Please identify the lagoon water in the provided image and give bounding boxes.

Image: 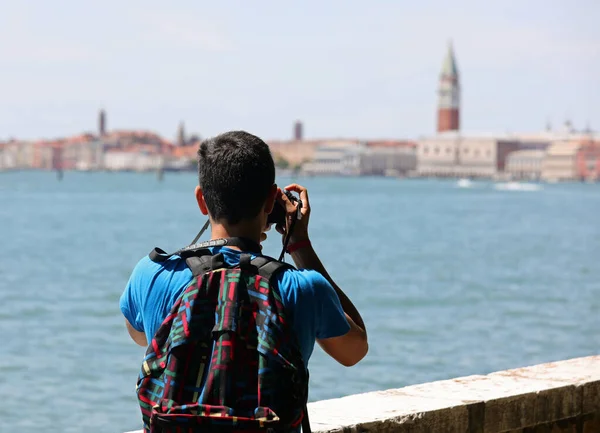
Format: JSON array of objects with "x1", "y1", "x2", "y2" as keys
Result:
[{"x1": 1, "y1": 171, "x2": 599, "y2": 433}]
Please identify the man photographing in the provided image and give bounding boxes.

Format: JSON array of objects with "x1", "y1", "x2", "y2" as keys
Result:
[{"x1": 120, "y1": 130, "x2": 368, "y2": 432}]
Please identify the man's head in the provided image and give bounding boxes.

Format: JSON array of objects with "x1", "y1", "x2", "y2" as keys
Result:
[{"x1": 195, "y1": 131, "x2": 277, "y2": 228}]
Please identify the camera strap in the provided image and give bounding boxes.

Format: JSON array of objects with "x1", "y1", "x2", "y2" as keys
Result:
[
  {"x1": 190, "y1": 219, "x2": 210, "y2": 245},
  {"x1": 149, "y1": 236, "x2": 262, "y2": 263},
  {"x1": 278, "y1": 198, "x2": 302, "y2": 262}
]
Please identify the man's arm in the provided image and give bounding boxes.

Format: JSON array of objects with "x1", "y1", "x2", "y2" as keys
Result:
[
  {"x1": 120, "y1": 260, "x2": 149, "y2": 347},
  {"x1": 277, "y1": 184, "x2": 368, "y2": 367},
  {"x1": 290, "y1": 244, "x2": 368, "y2": 366},
  {"x1": 125, "y1": 318, "x2": 148, "y2": 347}
]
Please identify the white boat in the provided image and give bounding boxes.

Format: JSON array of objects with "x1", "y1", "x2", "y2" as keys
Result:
[
  {"x1": 494, "y1": 181, "x2": 541, "y2": 192},
  {"x1": 457, "y1": 178, "x2": 473, "y2": 188}
]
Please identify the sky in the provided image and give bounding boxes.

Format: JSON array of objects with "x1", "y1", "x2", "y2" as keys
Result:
[{"x1": 0, "y1": 0, "x2": 598, "y2": 142}]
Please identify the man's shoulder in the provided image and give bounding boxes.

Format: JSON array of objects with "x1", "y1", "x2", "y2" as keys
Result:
[
  {"x1": 122, "y1": 254, "x2": 195, "y2": 337},
  {"x1": 274, "y1": 265, "x2": 332, "y2": 302},
  {"x1": 128, "y1": 254, "x2": 193, "y2": 292},
  {"x1": 273, "y1": 264, "x2": 350, "y2": 344},
  {"x1": 134, "y1": 253, "x2": 191, "y2": 272},
  {"x1": 278, "y1": 266, "x2": 328, "y2": 286}
]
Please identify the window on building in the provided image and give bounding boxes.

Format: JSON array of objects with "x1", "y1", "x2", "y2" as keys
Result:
[
  {"x1": 474, "y1": 150, "x2": 480, "y2": 157},
  {"x1": 423, "y1": 147, "x2": 429, "y2": 154},
  {"x1": 434, "y1": 147, "x2": 439, "y2": 154},
  {"x1": 464, "y1": 148, "x2": 469, "y2": 154}
]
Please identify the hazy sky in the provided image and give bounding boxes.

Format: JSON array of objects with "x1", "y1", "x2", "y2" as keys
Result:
[{"x1": 1, "y1": 1, "x2": 598, "y2": 142}]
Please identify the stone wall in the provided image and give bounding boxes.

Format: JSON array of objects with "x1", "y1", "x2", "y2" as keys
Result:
[{"x1": 125, "y1": 355, "x2": 599, "y2": 433}]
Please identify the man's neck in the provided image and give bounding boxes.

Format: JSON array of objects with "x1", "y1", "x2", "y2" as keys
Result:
[{"x1": 210, "y1": 220, "x2": 262, "y2": 250}]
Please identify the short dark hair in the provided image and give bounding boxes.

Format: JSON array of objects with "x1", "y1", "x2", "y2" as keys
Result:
[{"x1": 197, "y1": 131, "x2": 275, "y2": 225}]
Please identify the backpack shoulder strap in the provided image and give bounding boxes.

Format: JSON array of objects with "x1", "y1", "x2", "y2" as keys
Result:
[
  {"x1": 250, "y1": 255, "x2": 295, "y2": 281},
  {"x1": 148, "y1": 243, "x2": 216, "y2": 263},
  {"x1": 185, "y1": 253, "x2": 227, "y2": 277},
  {"x1": 148, "y1": 247, "x2": 172, "y2": 262}
]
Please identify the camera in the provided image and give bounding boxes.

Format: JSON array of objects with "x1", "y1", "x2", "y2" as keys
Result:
[{"x1": 267, "y1": 190, "x2": 299, "y2": 226}]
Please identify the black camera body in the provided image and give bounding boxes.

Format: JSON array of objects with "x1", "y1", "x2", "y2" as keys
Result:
[{"x1": 267, "y1": 190, "x2": 299, "y2": 226}]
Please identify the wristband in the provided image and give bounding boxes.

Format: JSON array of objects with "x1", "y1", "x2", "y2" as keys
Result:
[{"x1": 286, "y1": 239, "x2": 311, "y2": 254}]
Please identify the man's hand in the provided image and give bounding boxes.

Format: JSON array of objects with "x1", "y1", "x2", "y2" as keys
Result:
[{"x1": 275, "y1": 183, "x2": 311, "y2": 244}]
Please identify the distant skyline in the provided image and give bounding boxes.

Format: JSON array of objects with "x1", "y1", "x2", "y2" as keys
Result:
[{"x1": 0, "y1": 0, "x2": 598, "y2": 141}]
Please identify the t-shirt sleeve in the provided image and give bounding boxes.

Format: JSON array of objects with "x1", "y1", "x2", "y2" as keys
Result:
[
  {"x1": 309, "y1": 272, "x2": 351, "y2": 340},
  {"x1": 119, "y1": 259, "x2": 146, "y2": 333}
]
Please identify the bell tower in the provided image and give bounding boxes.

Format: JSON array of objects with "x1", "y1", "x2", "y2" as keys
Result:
[
  {"x1": 98, "y1": 109, "x2": 107, "y2": 137},
  {"x1": 437, "y1": 41, "x2": 460, "y2": 133},
  {"x1": 177, "y1": 121, "x2": 186, "y2": 146}
]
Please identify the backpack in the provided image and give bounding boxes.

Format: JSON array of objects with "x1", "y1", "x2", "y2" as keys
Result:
[{"x1": 136, "y1": 238, "x2": 310, "y2": 433}]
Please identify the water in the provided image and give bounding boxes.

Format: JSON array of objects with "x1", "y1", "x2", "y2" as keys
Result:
[{"x1": 1, "y1": 172, "x2": 599, "y2": 433}]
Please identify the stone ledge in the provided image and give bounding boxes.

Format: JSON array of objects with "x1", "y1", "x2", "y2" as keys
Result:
[{"x1": 124, "y1": 355, "x2": 600, "y2": 433}]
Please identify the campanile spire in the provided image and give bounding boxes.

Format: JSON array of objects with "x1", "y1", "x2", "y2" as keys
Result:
[{"x1": 437, "y1": 41, "x2": 460, "y2": 132}]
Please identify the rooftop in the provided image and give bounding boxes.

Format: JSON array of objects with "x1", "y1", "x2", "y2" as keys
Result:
[
  {"x1": 419, "y1": 129, "x2": 598, "y2": 143},
  {"x1": 441, "y1": 41, "x2": 458, "y2": 77}
]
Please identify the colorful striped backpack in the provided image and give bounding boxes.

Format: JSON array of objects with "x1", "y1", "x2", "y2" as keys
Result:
[{"x1": 136, "y1": 238, "x2": 310, "y2": 433}]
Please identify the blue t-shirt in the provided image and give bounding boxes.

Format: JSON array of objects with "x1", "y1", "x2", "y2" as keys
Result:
[{"x1": 119, "y1": 247, "x2": 350, "y2": 366}]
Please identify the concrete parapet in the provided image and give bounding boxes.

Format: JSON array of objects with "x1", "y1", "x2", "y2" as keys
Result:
[{"x1": 124, "y1": 355, "x2": 599, "y2": 433}]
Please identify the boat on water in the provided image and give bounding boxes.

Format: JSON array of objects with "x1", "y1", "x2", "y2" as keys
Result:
[
  {"x1": 494, "y1": 181, "x2": 541, "y2": 192},
  {"x1": 456, "y1": 178, "x2": 473, "y2": 188}
]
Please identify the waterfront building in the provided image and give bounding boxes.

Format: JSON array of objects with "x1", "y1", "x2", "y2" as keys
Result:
[
  {"x1": 58, "y1": 135, "x2": 103, "y2": 170},
  {"x1": 0, "y1": 142, "x2": 5, "y2": 169},
  {"x1": 168, "y1": 142, "x2": 199, "y2": 171},
  {"x1": 267, "y1": 139, "x2": 353, "y2": 168},
  {"x1": 31, "y1": 142, "x2": 52, "y2": 169},
  {"x1": 359, "y1": 141, "x2": 417, "y2": 176},
  {"x1": 575, "y1": 140, "x2": 600, "y2": 181},
  {"x1": 73, "y1": 140, "x2": 105, "y2": 171},
  {"x1": 103, "y1": 130, "x2": 169, "y2": 151},
  {"x1": 0, "y1": 140, "x2": 36, "y2": 170},
  {"x1": 301, "y1": 140, "x2": 417, "y2": 176},
  {"x1": 18, "y1": 141, "x2": 36, "y2": 168},
  {"x1": 417, "y1": 133, "x2": 520, "y2": 178},
  {"x1": 104, "y1": 148, "x2": 164, "y2": 172},
  {"x1": 540, "y1": 140, "x2": 581, "y2": 181},
  {"x1": 0, "y1": 142, "x2": 15, "y2": 170},
  {"x1": 302, "y1": 141, "x2": 366, "y2": 175},
  {"x1": 505, "y1": 149, "x2": 545, "y2": 180}
]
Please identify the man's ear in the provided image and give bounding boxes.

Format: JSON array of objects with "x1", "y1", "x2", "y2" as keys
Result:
[
  {"x1": 195, "y1": 186, "x2": 209, "y2": 215},
  {"x1": 264, "y1": 184, "x2": 278, "y2": 214}
]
